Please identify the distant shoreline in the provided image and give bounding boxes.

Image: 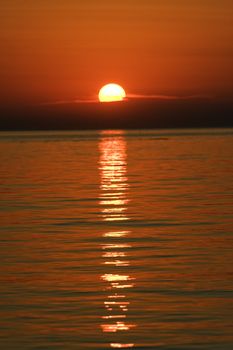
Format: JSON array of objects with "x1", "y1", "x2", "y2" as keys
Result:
[{"x1": 0, "y1": 99, "x2": 232, "y2": 130}]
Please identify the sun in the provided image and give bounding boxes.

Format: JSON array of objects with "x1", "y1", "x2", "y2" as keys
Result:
[{"x1": 98, "y1": 83, "x2": 126, "y2": 103}]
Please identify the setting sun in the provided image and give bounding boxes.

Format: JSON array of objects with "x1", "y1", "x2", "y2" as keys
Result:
[{"x1": 98, "y1": 84, "x2": 126, "y2": 103}]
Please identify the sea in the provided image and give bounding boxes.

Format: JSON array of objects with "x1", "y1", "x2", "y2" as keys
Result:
[{"x1": 0, "y1": 129, "x2": 232, "y2": 350}]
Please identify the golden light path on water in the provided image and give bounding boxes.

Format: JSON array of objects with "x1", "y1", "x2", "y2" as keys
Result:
[{"x1": 98, "y1": 131, "x2": 135, "y2": 349}]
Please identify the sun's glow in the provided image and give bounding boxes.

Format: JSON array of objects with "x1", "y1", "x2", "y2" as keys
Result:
[{"x1": 99, "y1": 84, "x2": 126, "y2": 102}]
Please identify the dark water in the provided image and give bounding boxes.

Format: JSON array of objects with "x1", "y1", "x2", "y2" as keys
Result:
[{"x1": 0, "y1": 129, "x2": 232, "y2": 350}]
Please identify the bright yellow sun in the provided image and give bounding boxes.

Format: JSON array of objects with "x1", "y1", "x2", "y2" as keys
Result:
[{"x1": 98, "y1": 83, "x2": 126, "y2": 102}]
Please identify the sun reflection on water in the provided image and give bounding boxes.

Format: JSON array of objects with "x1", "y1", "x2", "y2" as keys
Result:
[
  {"x1": 110, "y1": 344, "x2": 135, "y2": 348},
  {"x1": 99, "y1": 131, "x2": 135, "y2": 348}
]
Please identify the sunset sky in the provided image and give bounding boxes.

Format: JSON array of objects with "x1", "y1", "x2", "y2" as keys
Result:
[{"x1": 1, "y1": 0, "x2": 233, "y2": 104}]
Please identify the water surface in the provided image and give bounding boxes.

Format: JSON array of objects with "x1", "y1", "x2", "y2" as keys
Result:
[{"x1": 0, "y1": 129, "x2": 232, "y2": 349}]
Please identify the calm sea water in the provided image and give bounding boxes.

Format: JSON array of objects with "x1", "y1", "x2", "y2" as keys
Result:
[{"x1": 0, "y1": 129, "x2": 232, "y2": 350}]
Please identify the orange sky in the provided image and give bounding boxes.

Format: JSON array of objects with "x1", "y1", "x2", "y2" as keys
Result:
[{"x1": 1, "y1": 0, "x2": 233, "y2": 104}]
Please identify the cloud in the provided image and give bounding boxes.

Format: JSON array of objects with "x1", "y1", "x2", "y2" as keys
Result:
[
  {"x1": 127, "y1": 93, "x2": 212, "y2": 100},
  {"x1": 39, "y1": 93, "x2": 212, "y2": 106},
  {"x1": 39, "y1": 98, "x2": 98, "y2": 106}
]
